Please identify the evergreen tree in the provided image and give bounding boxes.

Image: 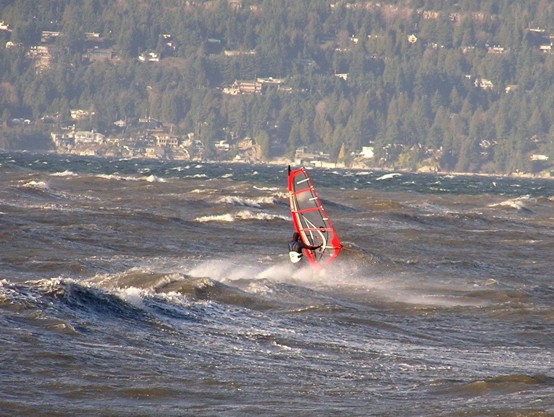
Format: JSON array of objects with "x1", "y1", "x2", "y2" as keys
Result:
[{"x1": 0, "y1": 0, "x2": 553, "y2": 173}]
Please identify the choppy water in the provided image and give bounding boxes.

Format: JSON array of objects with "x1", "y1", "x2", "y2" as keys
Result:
[{"x1": 1, "y1": 152, "x2": 553, "y2": 416}]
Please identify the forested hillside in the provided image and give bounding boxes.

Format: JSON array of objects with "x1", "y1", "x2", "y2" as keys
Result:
[{"x1": 1, "y1": 0, "x2": 553, "y2": 174}]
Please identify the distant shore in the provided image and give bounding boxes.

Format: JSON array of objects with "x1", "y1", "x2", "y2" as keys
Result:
[
  {"x1": 3, "y1": 149, "x2": 553, "y2": 181},
  {"x1": 265, "y1": 157, "x2": 554, "y2": 181}
]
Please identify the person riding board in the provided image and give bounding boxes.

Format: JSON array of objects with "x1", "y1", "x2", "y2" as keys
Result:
[{"x1": 288, "y1": 232, "x2": 321, "y2": 263}]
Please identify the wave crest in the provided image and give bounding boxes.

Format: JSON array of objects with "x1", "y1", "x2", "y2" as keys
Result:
[
  {"x1": 195, "y1": 210, "x2": 288, "y2": 222},
  {"x1": 216, "y1": 195, "x2": 279, "y2": 207}
]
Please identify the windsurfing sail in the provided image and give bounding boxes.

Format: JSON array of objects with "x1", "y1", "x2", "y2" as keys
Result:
[{"x1": 288, "y1": 165, "x2": 342, "y2": 267}]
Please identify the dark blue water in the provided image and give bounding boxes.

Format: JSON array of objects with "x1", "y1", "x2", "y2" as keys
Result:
[{"x1": 1, "y1": 152, "x2": 553, "y2": 416}]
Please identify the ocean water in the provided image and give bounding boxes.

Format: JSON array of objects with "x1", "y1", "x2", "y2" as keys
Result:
[{"x1": 1, "y1": 152, "x2": 553, "y2": 416}]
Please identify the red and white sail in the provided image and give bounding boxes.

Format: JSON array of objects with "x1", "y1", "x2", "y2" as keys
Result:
[{"x1": 288, "y1": 166, "x2": 342, "y2": 267}]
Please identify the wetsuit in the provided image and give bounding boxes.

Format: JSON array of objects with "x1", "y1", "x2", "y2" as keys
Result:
[{"x1": 288, "y1": 232, "x2": 320, "y2": 263}]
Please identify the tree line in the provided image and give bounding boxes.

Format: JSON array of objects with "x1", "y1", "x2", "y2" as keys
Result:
[{"x1": 0, "y1": 0, "x2": 553, "y2": 173}]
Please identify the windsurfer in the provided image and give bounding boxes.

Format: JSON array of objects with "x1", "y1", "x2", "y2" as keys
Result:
[{"x1": 288, "y1": 232, "x2": 321, "y2": 263}]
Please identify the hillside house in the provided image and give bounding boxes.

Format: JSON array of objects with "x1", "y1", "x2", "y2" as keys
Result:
[
  {"x1": 360, "y1": 146, "x2": 375, "y2": 159},
  {"x1": 70, "y1": 109, "x2": 95, "y2": 120},
  {"x1": 0, "y1": 21, "x2": 12, "y2": 32},
  {"x1": 41, "y1": 31, "x2": 61, "y2": 43},
  {"x1": 27, "y1": 46, "x2": 52, "y2": 72},
  {"x1": 84, "y1": 48, "x2": 117, "y2": 63},
  {"x1": 51, "y1": 133, "x2": 74, "y2": 150},
  {"x1": 488, "y1": 46, "x2": 506, "y2": 54},
  {"x1": 74, "y1": 131, "x2": 105, "y2": 144},
  {"x1": 85, "y1": 32, "x2": 100, "y2": 41},
  {"x1": 215, "y1": 140, "x2": 230, "y2": 152},
  {"x1": 152, "y1": 133, "x2": 179, "y2": 148},
  {"x1": 138, "y1": 51, "x2": 160, "y2": 62},
  {"x1": 224, "y1": 49, "x2": 256, "y2": 57},
  {"x1": 223, "y1": 80, "x2": 263, "y2": 95},
  {"x1": 475, "y1": 78, "x2": 494, "y2": 90}
]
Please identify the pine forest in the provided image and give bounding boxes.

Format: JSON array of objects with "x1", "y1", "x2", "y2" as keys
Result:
[{"x1": 1, "y1": 0, "x2": 554, "y2": 175}]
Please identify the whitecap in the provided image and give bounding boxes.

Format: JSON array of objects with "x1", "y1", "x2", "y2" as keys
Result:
[
  {"x1": 195, "y1": 213, "x2": 235, "y2": 222},
  {"x1": 190, "y1": 188, "x2": 215, "y2": 194},
  {"x1": 21, "y1": 180, "x2": 49, "y2": 190},
  {"x1": 254, "y1": 186, "x2": 280, "y2": 191},
  {"x1": 170, "y1": 166, "x2": 188, "y2": 172},
  {"x1": 51, "y1": 170, "x2": 77, "y2": 177},
  {"x1": 235, "y1": 210, "x2": 288, "y2": 221},
  {"x1": 194, "y1": 210, "x2": 287, "y2": 223},
  {"x1": 117, "y1": 286, "x2": 146, "y2": 308},
  {"x1": 144, "y1": 175, "x2": 166, "y2": 183},
  {"x1": 217, "y1": 195, "x2": 278, "y2": 207},
  {"x1": 96, "y1": 173, "x2": 138, "y2": 181},
  {"x1": 488, "y1": 195, "x2": 534, "y2": 211},
  {"x1": 376, "y1": 173, "x2": 402, "y2": 181}
]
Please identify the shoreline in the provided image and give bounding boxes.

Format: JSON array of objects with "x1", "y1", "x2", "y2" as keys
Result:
[
  {"x1": 265, "y1": 157, "x2": 554, "y2": 181},
  {"x1": 3, "y1": 149, "x2": 553, "y2": 181}
]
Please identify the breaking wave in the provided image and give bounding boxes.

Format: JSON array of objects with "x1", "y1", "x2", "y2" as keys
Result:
[
  {"x1": 95, "y1": 173, "x2": 166, "y2": 182},
  {"x1": 216, "y1": 195, "x2": 279, "y2": 207},
  {"x1": 195, "y1": 210, "x2": 288, "y2": 223},
  {"x1": 488, "y1": 195, "x2": 536, "y2": 212}
]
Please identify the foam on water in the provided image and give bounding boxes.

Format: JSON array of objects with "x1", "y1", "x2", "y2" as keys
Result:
[
  {"x1": 376, "y1": 172, "x2": 402, "y2": 181},
  {"x1": 195, "y1": 209, "x2": 288, "y2": 222},
  {"x1": 2, "y1": 153, "x2": 554, "y2": 416},
  {"x1": 21, "y1": 179, "x2": 49, "y2": 190},
  {"x1": 144, "y1": 174, "x2": 166, "y2": 182},
  {"x1": 194, "y1": 213, "x2": 236, "y2": 222},
  {"x1": 216, "y1": 195, "x2": 278, "y2": 207},
  {"x1": 95, "y1": 173, "x2": 143, "y2": 181},
  {"x1": 488, "y1": 195, "x2": 536, "y2": 211},
  {"x1": 171, "y1": 254, "x2": 489, "y2": 310},
  {"x1": 51, "y1": 170, "x2": 78, "y2": 177}
]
